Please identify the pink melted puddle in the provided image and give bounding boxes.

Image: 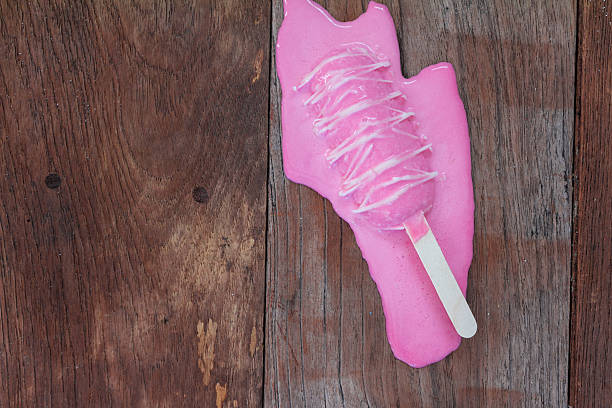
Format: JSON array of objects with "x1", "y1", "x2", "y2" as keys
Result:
[{"x1": 276, "y1": 0, "x2": 474, "y2": 367}]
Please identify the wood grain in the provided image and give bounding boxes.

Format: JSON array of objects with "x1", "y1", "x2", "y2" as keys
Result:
[
  {"x1": 0, "y1": 1, "x2": 269, "y2": 406},
  {"x1": 570, "y1": 1, "x2": 612, "y2": 406},
  {"x1": 4, "y1": 0, "x2": 608, "y2": 406},
  {"x1": 265, "y1": 0, "x2": 575, "y2": 406}
]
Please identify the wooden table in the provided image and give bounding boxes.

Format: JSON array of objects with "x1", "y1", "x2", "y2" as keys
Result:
[{"x1": 0, "y1": 1, "x2": 609, "y2": 406}]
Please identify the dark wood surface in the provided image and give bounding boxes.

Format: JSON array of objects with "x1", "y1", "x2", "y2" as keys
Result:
[
  {"x1": 0, "y1": 1, "x2": 269, "y2": 406},
  {"x1": 0, "y1": 0, "x2": 608, "y2": 407},
  {"x1": 570, "y1": 1, "x2": 612, "y2": 407}
]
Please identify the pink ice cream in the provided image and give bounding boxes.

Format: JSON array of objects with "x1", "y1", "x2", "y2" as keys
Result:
[{"x1": 276, "y1": 0, "x2": 474, "y2": 367}]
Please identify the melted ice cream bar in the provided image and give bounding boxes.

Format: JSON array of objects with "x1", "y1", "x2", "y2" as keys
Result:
[
  {"x1": 300, "y1": 43, "x2": 436, "y2": 228},
  {"x1": 277, "y1": 0, "x2": 475, "y2": 367}
]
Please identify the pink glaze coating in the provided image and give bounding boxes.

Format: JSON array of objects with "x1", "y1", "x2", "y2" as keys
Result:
[
  {"x1": 300, "y1": 43, "x2": 436, "y2": 228},
  {"x1": 276, "y1": 0, "x2": 474, "y2": 367}
]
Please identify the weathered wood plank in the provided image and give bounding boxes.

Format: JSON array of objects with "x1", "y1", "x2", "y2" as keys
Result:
[
  {"x1": 0, "y1": 1, "x2": 269, "y2": 406},
  {"x1": 266, "y1": 0, "x2": 575, "y2": 406},
  {"x1": 570, "y1": 1, "x2": 612, "y2": 406}
]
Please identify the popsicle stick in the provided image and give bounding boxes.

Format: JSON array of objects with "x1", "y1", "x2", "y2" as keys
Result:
[{"x1": 403, "y1": 213, "x2": 477, "y2": 338}]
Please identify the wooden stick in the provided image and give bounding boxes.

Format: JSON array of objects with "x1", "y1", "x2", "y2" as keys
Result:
[{"x1": 404, "y1": 213, "x2": 477, "y2": 338}]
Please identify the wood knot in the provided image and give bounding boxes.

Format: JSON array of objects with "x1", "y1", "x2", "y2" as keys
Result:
[
  {"x1": 192, "y1": 186, "x2": 209, "y2": 203},
  {"x1": 45, "y1": 173, "x2": 61, "y2": 189}
]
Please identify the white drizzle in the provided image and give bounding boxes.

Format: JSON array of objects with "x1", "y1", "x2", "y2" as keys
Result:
[
  {"x1": 339, "y1": 144, "x2": 433, "y2": 196},
  {"x1": 314, "y1": 91, "x2": 403, "y2": 133},
  {"x1": 345, "y1": 143, "x2": 373, "y2": 182},
  {"x1": 299, "y1": 43, "x2": 437, "y2": 218},
  {"x1": 354, "y1": 171, "x2": 438, "y2": 213},
  {"x1": 325, "y1": 111, "x2": 416, "y2": 163},
  {"x1": 297, "y1": 46, "x2": 377, "y2": 90},
  {"x1": 305, "y1": 61, "x2": 392, "y2": 106}
]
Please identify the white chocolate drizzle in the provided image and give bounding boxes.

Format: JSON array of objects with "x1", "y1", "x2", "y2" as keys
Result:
[
  {"x1": 299, "y1": 43, "x2": 437, "y2": 217},
  {"x1": 339, "y1": 143, "x2": 433, "y2": 196}
]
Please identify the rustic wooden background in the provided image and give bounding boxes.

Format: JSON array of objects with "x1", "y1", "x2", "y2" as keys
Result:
[{"x1": 0, "y1": 0, "x2": 609, "y2": 407}]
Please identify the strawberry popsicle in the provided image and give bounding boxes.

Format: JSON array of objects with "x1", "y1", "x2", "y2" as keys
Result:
[
  {"x1": 301, "y1": 42, "x2": 436, "y2": 229},
  {"x1": 276, "y1": 0, "x2": 475, "y2": 367}
]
